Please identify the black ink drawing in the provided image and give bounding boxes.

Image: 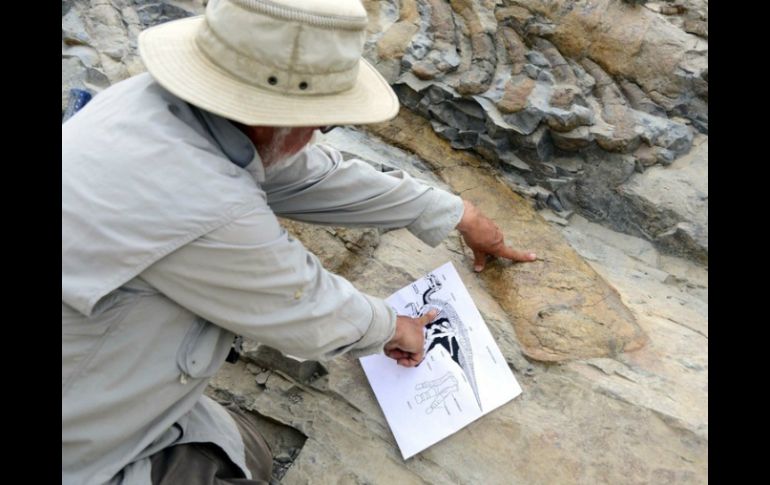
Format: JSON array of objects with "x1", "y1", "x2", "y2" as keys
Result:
[
  {"x1": 405, "y1": 273, "x2": 483, "y2": 412},
  {"x1": 415, "y1": 373, "x2": 459, "y2": 414}
]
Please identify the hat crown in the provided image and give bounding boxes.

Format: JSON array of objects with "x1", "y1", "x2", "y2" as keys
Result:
[{"x1": 198, "y1": 0, "x2": 369, "y2": 95}]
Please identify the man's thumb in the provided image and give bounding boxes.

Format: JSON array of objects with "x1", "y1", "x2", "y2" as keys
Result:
[{"x1": 419, "y1": 309, "x2": 438, "y2": 326}]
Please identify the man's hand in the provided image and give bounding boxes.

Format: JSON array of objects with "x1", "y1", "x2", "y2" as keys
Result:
[
  {"x1": 384, "y1": 310, "x2": 438, "y2": 367},
  {"x1": 457, "y1": 200, "x2": 537, "y2": 272}
]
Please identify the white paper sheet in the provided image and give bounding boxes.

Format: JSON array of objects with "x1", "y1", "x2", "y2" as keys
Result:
[{"x1": 360, "y1": 261, "x2": 522, "y2": 459}]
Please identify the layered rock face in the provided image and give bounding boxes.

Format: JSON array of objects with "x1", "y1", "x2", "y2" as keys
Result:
[
  {"x1": 360, "y1": 0, "x2": 707, "y2": 261},
  {"x1": 63, "y1": 0, "x2": 707, "y2": 262}
]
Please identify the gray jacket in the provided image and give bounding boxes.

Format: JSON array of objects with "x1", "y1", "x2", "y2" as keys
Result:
[{"x1": 62, "y1": 73, "x2": 464, "y2": 484}]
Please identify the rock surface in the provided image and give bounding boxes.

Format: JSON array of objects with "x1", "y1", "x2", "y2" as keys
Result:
[{"x1": 207, "y1": 123, "x2": 706, "y2": 484}]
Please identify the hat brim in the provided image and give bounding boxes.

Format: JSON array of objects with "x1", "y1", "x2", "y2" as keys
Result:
[{"x1": 138, "y1": 16, "x2": 399, "y2": 126}]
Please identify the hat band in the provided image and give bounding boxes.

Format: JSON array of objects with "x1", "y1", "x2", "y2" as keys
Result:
[{"x1": 195, "y1": 22, "x2": 360, "y2": 96}]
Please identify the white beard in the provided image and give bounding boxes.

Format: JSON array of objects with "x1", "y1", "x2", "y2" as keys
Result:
[{"x1": 261, "y1": 129, "x2": 319, "y2": 172}]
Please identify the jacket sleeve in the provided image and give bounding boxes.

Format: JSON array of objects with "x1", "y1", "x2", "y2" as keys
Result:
[
  {"x1": 140, "y1": 202, "x2": 396, "y2": 361},
  {"x1": 259, "y1": 143, "x2": 465, "y2": 247}
]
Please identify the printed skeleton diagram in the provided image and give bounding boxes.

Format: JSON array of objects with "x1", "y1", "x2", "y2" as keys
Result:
[{"x1": 405, "y1": 273, "x2": 483, "y2": 412}]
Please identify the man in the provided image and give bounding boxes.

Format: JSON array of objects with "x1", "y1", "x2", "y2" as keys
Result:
[{"x1": 62, "y1": 0, "x2": 536, "y2": 483}]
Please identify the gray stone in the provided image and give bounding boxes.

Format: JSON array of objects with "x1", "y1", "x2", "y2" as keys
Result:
[
  {"x1": 632, "y1": 111, "x2": 693, "y2": 156},
  {"x1": 618, "y1": 136, "x2": 708, "y2": 262},
  {"x1": 62, "y1": 43, "x2": 101, "y2": 68},
  {"x1": 499, "y1": 151, "x2": 531, "y2": 172},
  {"x1": 539, "y1": 208, "x2": 569, "y2": 226},
  {"x1": 133, "y1": 0, "x2": 196, "y2": 28},
  {"x1": 525, "y1": 50, "x2": 551, "y2": 68},
  {"x1": 591, "y1": 120, "x2": 640, "y2": 154},
  {"x1": 567, "y1": 59, "x2": 596, "y2": 96},
  {"x1": 392, "y1": 82, "x2": 425, "y2": 113},
  {"x1": 572, "y1": 151, "x2": 637, "y2": 223},
  {"x1": 429, "y1": 119, "x2": 459, "y2": 142},
  {"x1": 472, "y1": 95, "x2": 539, "y2": 136},
  {"x1": 684, "y1": 19, "x2": 708, "y2": 38},
  {"x1": 619, "y1": 79, "x2": 666, "y2": 117},
  {"x1": 62, "y1": 0, "x2": 73, "y2": 16},
  {"x1": 426, "y1": 100, "x2": 486, "y2": 132},
  {"x1": 498, "y1": 168, "x2": 531, "y2": 191},
  {"x1": 549, "y1": 157, "x2": 584, "y2": 175},
  {"x1": 551, "y1": 126, "x2": 593, "y2": 151},
  {"x1": 449, "y1": 130, "x2": 480, "y2": 150},
  {"x1": 62, "y1": 6, "x2": 90, "y2": 45},
  {"x1": 656, "y1": 148, "x2": 676, "y2": 166},
  {"x1": 241, "y1": 344, "x2": 328, "y2": 384},
  {"x1": 536, "y1": 68, "x2": 555, "y2": 85},
  {"x1": 523, "y1": 63, "x2": 541, "y2": 79},
  {"x1": 531, "y1": 37, "x2": 575, "y2": 84},
  {"x1": 255, "y1": 371, "x2": 270, "y2": 386},
  {"x1": 499, "y1": 107, "x2": 543, "y2": 136},
  {"x1": 544, "y1": 177, "x2": 573, "y2": 193},
  {"x1": 475, "y1": 133, "x2": 510, "y2": 163},
  {"x1": 84, "y1": 4, "x2": 130, "y2": 61},
  {"x1": 546, "y1": 192, "x2": 565, "y2": 212},
  {"x1": 543, "y1": 104, "x2": 594, "y2": 132},
  {"x1": 61, "y1": 56, "x2": 110, "y2": 113},
  {"x1": 511, "y1": 125, "x2": 553, "y2": 161},
  {"x1": 654, "y1": 121, "x2": 693, "y2": 156}
]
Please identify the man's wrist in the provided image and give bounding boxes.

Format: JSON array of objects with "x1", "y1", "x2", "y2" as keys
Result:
[
  {"x1": 386, "y1": 316, "x2": 406, "y2": 350},
  {"x1": 456, "y1": 199, "x2": 478, "y2": 234}
]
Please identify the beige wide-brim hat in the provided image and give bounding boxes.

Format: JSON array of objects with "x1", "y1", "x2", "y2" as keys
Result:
[{"x1": 138, "y1": 0, "x2": 399, "y2": 127}]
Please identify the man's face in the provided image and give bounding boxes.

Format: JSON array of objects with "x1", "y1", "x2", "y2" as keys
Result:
[{"x1": 248, "y1": 126, "x2": 318, "y2": 167}]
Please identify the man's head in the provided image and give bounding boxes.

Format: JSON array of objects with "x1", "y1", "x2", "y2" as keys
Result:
[{"x1": 137, "y1": 0, "x2": 399, "y2": 128}]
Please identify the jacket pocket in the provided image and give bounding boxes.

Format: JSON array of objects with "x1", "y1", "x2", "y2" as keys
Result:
[{"x1": 176, "y1": 317, "x2": 234, "y2": 381}]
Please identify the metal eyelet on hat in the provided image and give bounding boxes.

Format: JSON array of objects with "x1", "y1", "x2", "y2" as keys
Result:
[
  {"x1": 268, "y1": 76, "x2": 278, "y2": 85},
  {"x1": 299, "y1": 81, "x2": 308, "y2": 90}
]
